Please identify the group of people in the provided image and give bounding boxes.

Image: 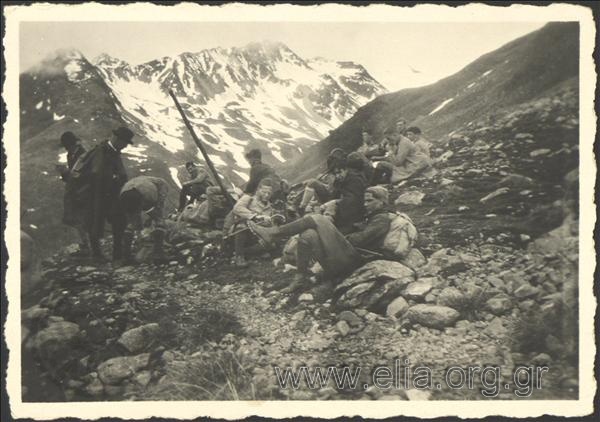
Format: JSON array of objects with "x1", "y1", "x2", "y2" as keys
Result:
[
  {"x1": 56, "y1": 118, "x2": 431, "y2": 293},
  {"x1": 58, "y1": 127, "x2": 170, "y2": 265}
]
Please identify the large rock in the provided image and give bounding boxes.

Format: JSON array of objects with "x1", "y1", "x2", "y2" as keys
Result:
[
  {"x1": 386, "y1": 296, "x2": 409, "y2": 318},
  {"x1": 97, "y1": 353, "x2": 151, "y2": 385},
  {"x1": 394, "y1": 191, "x2": 425, "y2": 206},
  {"x1": 406, "y1": 305, "x2": 460, "y2": 329},
  {"x1": 400, "y1": 248, "x2": 427, "y2": 270},
  {"x1": 22, "y1": 305, "x2": 50, "y2": 324},
  {"x1": 117, "y1": 323, "x2": 161, "y2": 353},
  {"x1": 417, "y1": 249, "x2": 464, "y2": 277},
  {"x1": 335, "y1": 260, "x2": 415, "y2": 292},
  {"x1": 403, "y1": 280, "x2": 433, "y2": 301},
  {"x1": 436, "y1": 287, "x2": 464, "y2": 307},
  {"x1": 485, "y1": 296, "x2": 513, "y2": 315},
  {"x1": 31, "y1": 321, "x2": 80, "y2": 351},
  {"x1": 513, "y1": 283, "x2": 540, "y2": 299}
]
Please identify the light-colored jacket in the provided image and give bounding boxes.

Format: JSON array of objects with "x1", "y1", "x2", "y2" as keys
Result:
[
  {"x1": 120, "y1": 176, "x2": 169, "y2": 224},
  {"x1": 387, "y1": 136, "x2": 431, "y2": 182},
  {"x1": 232, "y1": 194, "x2": 272, "y2": 223}
]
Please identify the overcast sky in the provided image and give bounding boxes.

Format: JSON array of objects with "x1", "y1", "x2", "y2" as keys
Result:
[{"x1": 20, "y1": 21, "x2": 546, "y2": 91}]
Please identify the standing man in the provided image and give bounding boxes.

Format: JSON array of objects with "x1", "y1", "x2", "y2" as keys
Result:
[
  {"x1": 57, "y1": 131, "x2": 89, "y2": 255},
  {"x1": 119, "y1": 175, "x2": 170, "y2": 265},
  {"x1": 82, "y1": 126, "x2": 134, "y2": 262},
  {"x1": 178, "y1": 161, "x2": 212, "y2": 211},
  {"x1": 243, "y1": 149, "x2": 282, "y2": 199}
]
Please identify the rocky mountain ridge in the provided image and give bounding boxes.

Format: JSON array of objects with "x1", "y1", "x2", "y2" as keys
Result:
[{"x1": 20, "y1": 42, "x2": 386, "y2": 255}]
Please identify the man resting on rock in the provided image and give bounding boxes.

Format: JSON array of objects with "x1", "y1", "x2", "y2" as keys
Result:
[
  {"x1": 119, "y1": 175, "x2": 170, "y2": 266},
  {"x1": 249, "y1": 186, "x2": 392, "y2": 294}
]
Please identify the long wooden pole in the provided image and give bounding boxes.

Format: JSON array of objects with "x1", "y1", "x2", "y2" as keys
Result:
[{"x1": 169, "y1": 90, "x2": 235, "y2": 207}]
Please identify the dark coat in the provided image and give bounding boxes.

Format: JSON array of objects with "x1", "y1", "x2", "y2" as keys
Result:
[
  {"x1": 61, "y1": 144, "x2": 87, "y2": 225},
  {"x1": 333, "y1": 169, "x2": 367, "y2": 233},
  {"x1": 244, "y1": 161, "x2": 281, "y2": 196},
  {"x1": 346, "y1": 208, "x2": 391, "y2": 251},
  {"x1": 86, "y1": 141, "x2": 128, "y2": 238}
]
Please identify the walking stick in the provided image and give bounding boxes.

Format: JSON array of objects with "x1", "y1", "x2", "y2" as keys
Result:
[{"x1": 169, "y1": 90, "x2": 236, "y2": 208}]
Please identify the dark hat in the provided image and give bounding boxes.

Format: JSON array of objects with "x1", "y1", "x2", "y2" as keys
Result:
[
  {"x1": 406, "y1": 126, "x2": 421, "y2": 135},
  {"x1": 346, "y1": 152, "x2": 365, "y2": 171},
  {"x1": 112, "y1": 126, "x2": 135, "y2": 144},
  {"x1": 60, "y1": 131, "x2": 80, "y2": 147}
]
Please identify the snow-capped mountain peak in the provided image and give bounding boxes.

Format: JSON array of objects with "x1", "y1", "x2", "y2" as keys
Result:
[{"x1": 22, "y1": 42, "x2": 387, "y2": 184}]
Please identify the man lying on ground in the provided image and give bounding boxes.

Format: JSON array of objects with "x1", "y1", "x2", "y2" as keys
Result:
[{"x1": 248, "y1": 186, "x2": 392, "y2": 294}]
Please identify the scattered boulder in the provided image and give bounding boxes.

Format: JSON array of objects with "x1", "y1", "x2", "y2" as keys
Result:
[
  {"x1": 30, "y1": 321, "x2": 80, "y2": 352},
  {"x1": 335, "y1": 321, "x2": 350, "y2": 337},
  {"x1": 403, "y1": 280, "x2": 433, "y2": 301},
  {"x1": 400, "y1": 248, "x2": 427, "y2": 270},
  {"x1": 513, "y1": 283, "x2": 540, "y2": 299},
  {"x1": 97, "y1": 353, "x2": 151, "y2": 385},
  {"x1": 117, "y1": 323, "x2": 161, "y2": 353},
  {"x1": 406, "y1": 305, "x2": 460, "y2": 329},
  {"x1": 436, "y1": 287, "x2": 464, "y2": 307},
  {"x1": 338, "y1": 311, "x2": 363, "y2": 327},
  {"x1": 336, "y1": 260, "x2": 414, "y2": 292},
  {"x1": 485, "y1": 296, "x2": 512, "y2": 315},
  {"x1": 395, "y1": 191, "x2": 425, "y2": 206},
  {"x1": 22, "y1": 305, "x2": 50, "y2": 324},
  {"x1": 386, "y1": 296, "x2": 409, "y2": 318}
]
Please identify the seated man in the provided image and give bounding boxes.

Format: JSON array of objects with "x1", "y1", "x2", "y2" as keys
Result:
[
  {"x1": 372, "y1": 126, "x2": 432, "y2": 184},
  {"x1": 249, "y1": 186, "x2": 391, "y2": 294},
  {"x1": 179, "y1": 161, "x2": 212, "y2": 211},
  {"x1": 298, "y1": 152, "x2": 367, "y2": 232},
  {"x1": 119, "y1": 175, "x2": 170, "y2": 265},
  {"x1": 231, "y1": 178, "x2": 275, "y2": 267}
]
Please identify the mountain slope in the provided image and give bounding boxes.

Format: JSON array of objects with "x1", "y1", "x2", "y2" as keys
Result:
[
  {"x1": 20, "y1": 43, "x2": 386, "y2": 256},
  {"x1": 283, "y1": 22, "x2": 579, "y2": 182}
]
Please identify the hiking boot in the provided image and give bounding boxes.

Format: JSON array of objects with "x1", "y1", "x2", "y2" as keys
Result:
[
  {"x1": 247, "y1": 221, "x2": 277, "y2": 248},
  {"x1": 234, "y1": 255, "x2": 249, "y2": 268},
  {"x1": 280, "y1": 273, "x2": 309, "y2": 294}
]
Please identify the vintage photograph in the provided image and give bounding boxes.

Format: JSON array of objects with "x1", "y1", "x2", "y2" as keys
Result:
[{"x1": 3, "y1": 2, "x2": 596, "y2": 419}]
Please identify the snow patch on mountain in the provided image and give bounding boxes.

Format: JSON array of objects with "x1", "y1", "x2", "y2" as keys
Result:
[
  {"x1": 429, "y1": 98, "x2": 454, "y2": 115},
  {"x1": 92, "y1": 42, "x2": 386, "y2": 175}
]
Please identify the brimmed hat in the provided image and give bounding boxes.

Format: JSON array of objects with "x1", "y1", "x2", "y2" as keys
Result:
[{"x1": 112, "y1": 126, "x2": 135, "y2": 144}]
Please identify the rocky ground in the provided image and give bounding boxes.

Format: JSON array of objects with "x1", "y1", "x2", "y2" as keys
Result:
[{"x1": 21, "y1": 84, "x2": 579, "y2": 402}]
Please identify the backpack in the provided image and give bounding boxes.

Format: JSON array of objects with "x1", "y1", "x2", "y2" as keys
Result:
[{"x1": 382, "y1": 212, "x2": 418, "y2": 258}]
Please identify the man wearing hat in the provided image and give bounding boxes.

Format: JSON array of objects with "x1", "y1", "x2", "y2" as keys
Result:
[
  {"x1": 249, "y1": 185, "x2": 392, "y2": 294},
  {"x1": 84, "y1": 126, "x2": 134, "y2": 261},
  {"x1": 57, "y1": 131, "x2": 89, "y2": 255}
]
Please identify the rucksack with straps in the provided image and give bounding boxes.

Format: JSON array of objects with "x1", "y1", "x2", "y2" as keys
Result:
[{"x1": 382, "y1": 212, "x2": 418, "y2": 259}]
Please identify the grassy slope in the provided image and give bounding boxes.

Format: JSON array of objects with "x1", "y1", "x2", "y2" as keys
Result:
[{"x1": 281, "y1": 22, "x2": 579, "y2": 183}]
